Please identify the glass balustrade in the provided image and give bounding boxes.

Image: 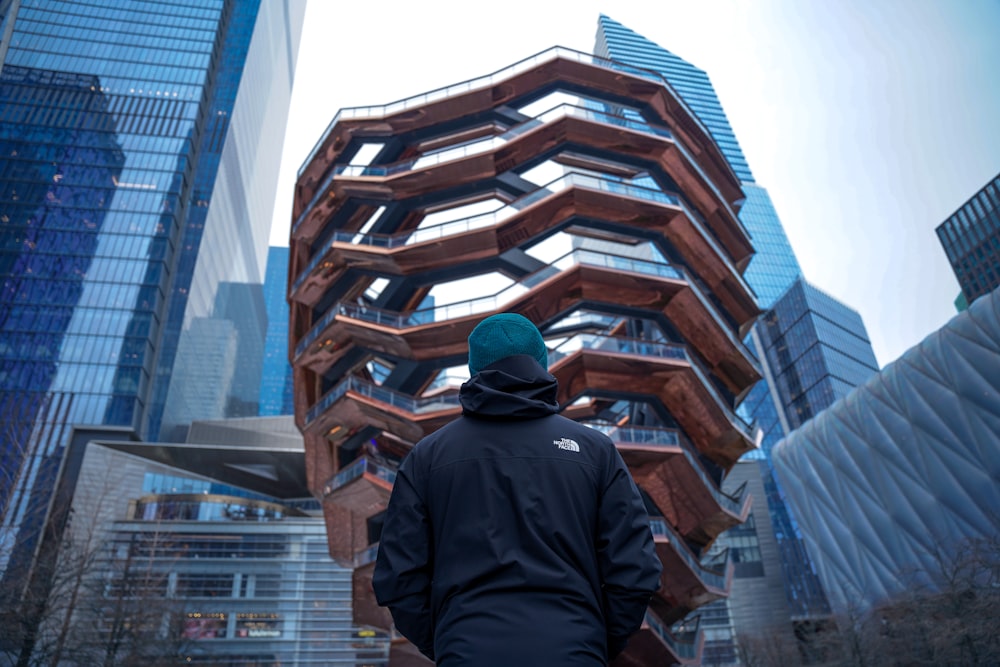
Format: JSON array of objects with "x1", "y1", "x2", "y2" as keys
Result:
[
  {"x1": 546, "y1": 332, "x2": 751, "y2": 433},
  {"x1": 671, "y1": 196, "x2": 756, "y2": 302},
  {"x1": 295, "y1": 247, "x2": 684, "y2": 356},
  {"x1": 666, "y1": 135, "x2": 750, "y2": 243},
  {"x1": 644, "y1": 610, "x2": 701, "y2": 660},
  {"x1": 292, "y1": 98, "x2": 680, "y2": 235},
  {"x1": 649, "y1": 517, "x2": 731, "y2": 591},
  {"x1": 299, "y1": 45, "x2": 707, "y2": 177},
  {"x1": 545, "y1": 311, "x2": 622, "y2": 334},
  {"x1": 671, "y1": 614, "x2": 703, "y2": 660},
  {"x1": 291, "y1": 171, "x2": 679, "y2": 293},
  {"x1": 354, "y1": 542, "x2": 380, "y2": 568},
  {"x1": 131, "y1": 494, "x2": 298, "y2": 522},
  {"x1": 548, "y1": 333, "x2": 688, "y2": 364},
  {"x1": 304, "y1": 334, "x2": 688, "y2": 426},
  {"x1": 307, "y1": 376, "x2": 462, "y2": 425},
  {"x1": 329, "y1": 103, "x2": 673, "y2": 179},
  {"x1": 425, "y1": 368, "x2": 471, "y2": 393},
  {"x1": 321, "y1": 457, "x2": 398, "y2": 496},
  {"x1": 684, "y1": 276, "x2": 760, "y2": 370},
  {"x1": 586, "y1": 424, "x2": 746, "y2": 516},
  {"x1": 303, "y1": 327, "x2": 750, "y2": 436},
  {"x1": 292, "y1": 169, "x2": 754, "y2": 328}
]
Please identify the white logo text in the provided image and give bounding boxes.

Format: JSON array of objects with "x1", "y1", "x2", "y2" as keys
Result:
[{"x1": 554, "y1": 438, "x2": 580, "y2": 452}]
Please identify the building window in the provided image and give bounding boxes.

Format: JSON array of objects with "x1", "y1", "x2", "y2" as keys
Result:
[
  {"x1": 182, "y1": 612, "x2": 228, "y2": 639},
  {"x1": 725, "y1": 512, "x2": 764, "y2": 577},
  {"x1": 175, "y1": 573, "x2": 234, "y2": 598},
  {"x1": 235, "y1": 613, "x2": 282, "y2": 638}
]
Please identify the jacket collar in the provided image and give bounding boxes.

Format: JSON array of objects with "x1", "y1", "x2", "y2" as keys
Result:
[{"x1": 460, "y1": 355, "x2": 560, "y2": 420}]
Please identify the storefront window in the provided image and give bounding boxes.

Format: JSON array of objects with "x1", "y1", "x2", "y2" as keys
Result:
[
  {"x1": 182, "y1": 612, "x2": 227, "y2": 639},
  {"x1": 235, "y1": 612, "x2": 281, "y2": 638}
]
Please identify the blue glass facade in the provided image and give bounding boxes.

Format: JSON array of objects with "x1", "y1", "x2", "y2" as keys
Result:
[
  {"x1": 738, "y1": 184, "x2": 803, "y2": 310},
  {"x1": 595, "y1": 15, "x2": 755, "y2": 184},
  {"x1": 260, "y1": 246, "x2": 294, "y2": 416},
  {"x1": 0, "y1": 63, "x2": 128, "y2": 555},
  {"x1": 0, "y1": 0, "x2": 303, "y2": 616},
  {"x1": 758, "y1": 280, "x2": 879, "y2": 435},
  {"x1": 595, "y1": 15, "x2": 802, "y2": 310},
  {"x1": 745, "y1": 279, "x2": 879, "y2": 619},
  {"x1": 936, "y1": 171, "x2": 1000, "y2": 305}
]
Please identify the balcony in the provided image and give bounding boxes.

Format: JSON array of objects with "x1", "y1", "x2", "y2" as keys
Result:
[
  {"x1": 296, "y1": 47, "x2": 744, "y2": 226},
  {"x1": 304, "y1": 334, "x2": 754, "y2": 465},
  {"x1": 649, "y1": 517, "x2": 734, "y2": 623},
  {"x1": 306, "y1": 376, "x2": 459, "y2": 445},
  {"x1": 293, "y1": 101, "x2": 749, "y2": 268},
  {"x1": 290, "y1": 171, "x2": 757, "y2": 330},
  {"x1": 295, "y1": 248, "x2": 759, "y2": 394},
  {"x1": 616, "y1": 612, "x2": 703, "y2": 666},
  {"x1": 591, "y1": 425, "x2": 751, "y2": 544},
  {"x1": 549, "y1": 335, "x2": 756, "y2": 465},
  {"x1": 321, "y1": 456, "x2": 397, "y2": 515}
]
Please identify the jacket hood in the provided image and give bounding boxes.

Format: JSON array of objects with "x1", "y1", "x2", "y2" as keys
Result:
[{"x1": 460, "y1": 354, "x2": 560, "y2": 420}]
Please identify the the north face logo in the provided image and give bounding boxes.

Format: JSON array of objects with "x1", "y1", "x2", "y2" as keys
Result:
[{"x1": 554, "y1": 438, "x2": 580, "y2": 452}]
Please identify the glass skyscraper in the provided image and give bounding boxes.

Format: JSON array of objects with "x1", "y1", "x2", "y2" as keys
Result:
[
  {"x1": 743, "y1": 278, "x2": 878, "y2": 621},
  {"x1": 0, "y1": 0, "x2": 305, "y2": 640},
  {"x1": 595, "y1": 16, "x2": 879, "y2": 662},
  {"x1": 757, "y1": 280, "x2": 879, "y2": 435},
  {"x1": 596, "y1": 15, "x2": 802, "y2": 310},
  {"x1": 260, "y1": 246, "x2": 294, "y2": 416},
  {"x1": 936, "y1": 171, "x2": 1000, "y2": 305}
]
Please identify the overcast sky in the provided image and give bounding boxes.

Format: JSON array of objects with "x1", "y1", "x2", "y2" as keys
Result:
[{"x1": 269, "y1": 0, "x2": 1000, "y2": 367}]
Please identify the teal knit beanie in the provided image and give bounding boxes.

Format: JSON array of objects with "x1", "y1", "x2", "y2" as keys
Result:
[{"x1": 468, "y1": 313, "x2": 548, "y2": 376}]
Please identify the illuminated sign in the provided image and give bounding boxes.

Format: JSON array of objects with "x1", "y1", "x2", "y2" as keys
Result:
[{"x1": 235, "y1": 613, "x2": 282, "y2": 639}]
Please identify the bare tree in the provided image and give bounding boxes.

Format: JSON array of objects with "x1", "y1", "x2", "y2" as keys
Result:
[
  {"x1": 806, "y1": 534, "x2": 1000, "y2": 667},
  {"x1": 736, "y1": 626, "x2": 805, "y2": 667},
  {"x1": 0, "y1": 418, "x2": 62, "y2": 667},
  {"x1": 1, "y1": 440, "x2": 189, "y2": 666},
  {"x1": 871, "y1": 534, "x2": 1000, "y2": 666},
  {"x1": 77, "y1": 529, "x2": 188, "y2": 666}
]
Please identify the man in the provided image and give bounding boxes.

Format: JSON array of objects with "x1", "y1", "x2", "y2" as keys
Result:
[{"x1": 373, "y1": 313, "x2": 662, "y2": 666}]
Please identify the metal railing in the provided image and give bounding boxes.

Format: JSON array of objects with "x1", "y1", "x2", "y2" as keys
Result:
[
  {"x1": 307, "y1": 376, "x2": 460, "y2": 426},
  {"x1": 649, "y1": 517, "x2": 731, "y2": 592},
  {"x1": 546, "y1": 333, "x2": 752, "y2": 434},
  {"x1": 588, "y1": 424, "x2": 747, "y2": 516},
  {"x1": 298, "y1": 45, "x2": 710, "y2": 177},
  {"x1": 295, "y1": 247, "x2": 685, "y2": 357},
  {"x1": 320, "y1": 457, "x2": 399, "y2": 495},
  {"x1": 291, "y1": 170, "x2": 684, "y2": 294},
  {"x1": 292, "y1": 97, "x2": 677, "y2": 236},
  {"x1": 644, "y1": 610, "x2": 702, "y2": 661}
]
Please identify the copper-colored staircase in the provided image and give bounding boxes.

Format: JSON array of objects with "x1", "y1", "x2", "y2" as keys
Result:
[{"x1": 290, "y1": 45, "x2": 761, "y2": 666}]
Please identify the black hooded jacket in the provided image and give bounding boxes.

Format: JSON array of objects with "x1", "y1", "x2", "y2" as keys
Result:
[{"x1": 372, "y1": 355, "x2": 662, "y2": 666}]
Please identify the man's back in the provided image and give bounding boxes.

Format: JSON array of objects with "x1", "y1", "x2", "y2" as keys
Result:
[{"x1": 373, "y1": 353, "x2": 661, "y2": 666}]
